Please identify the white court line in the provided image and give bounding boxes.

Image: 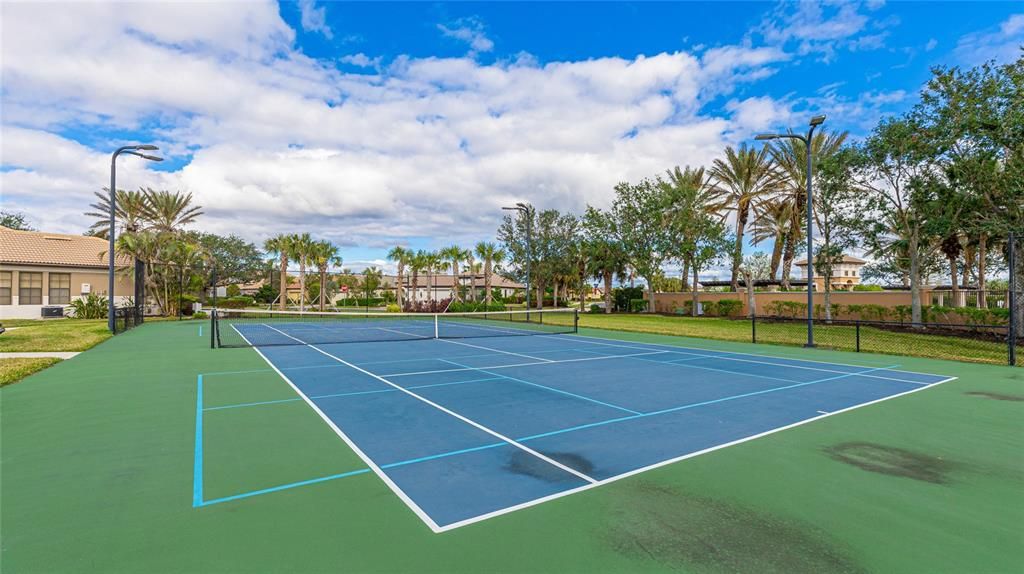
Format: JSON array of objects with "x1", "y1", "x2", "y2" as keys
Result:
[
  {"x1": 436, "y1": 337, "x2": 555, "y2": 362},
  {"x1": 432, "y1": 373, "x2": 959, "y2": 532},
  {"x1": 551, "y1": 334, "x2": 942, "y2": 386},
  {"x1": 230, "y1": 324, "x2": 444, "y2": 533},
  {"x1": 384, "y1": 350, "x2": 670, "y2": 378},
  {"x1": 260, "y1": 324, "x2": 599, "y2": 488}
]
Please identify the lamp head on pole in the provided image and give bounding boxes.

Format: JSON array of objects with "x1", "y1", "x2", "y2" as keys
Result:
[
  {"x1": 809, "y1": 115, "x2": 826, "y2": 127},
  {"x1": 755, "y1": 134, "x2": 779, "y2": 141},
  {"x1": 134, "y1": 144, "x2": 159, "y2": 151}
]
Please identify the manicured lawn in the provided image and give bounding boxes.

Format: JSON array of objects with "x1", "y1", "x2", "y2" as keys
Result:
[
  {"x1": 544, "y1": 312, "x2": 1012, "y2": 365},
  {"x1": 1, "y1": 321, "x2": 1021, "y2": 573},
  {"x1": 0, "y1": 319, "x2": 111, "y2": 352},
  {"x1": 0, "y1": 357, "x2": 61, "y2": 386}
]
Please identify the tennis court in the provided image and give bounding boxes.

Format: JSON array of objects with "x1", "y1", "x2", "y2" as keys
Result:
[{"x1": 195, "y1": 309, "x2": 954, "y2": 532}]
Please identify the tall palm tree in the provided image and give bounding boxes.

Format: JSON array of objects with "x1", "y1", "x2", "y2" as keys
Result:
[
  {"x1": 288, "y1": 233, "x2": 315, "y2": 311},
  {"x1": 424, "y1": 251, "x2": 444, "y2": 302},
  {"x1": 85, "y1": 188, "x2": 150, "y2": 237},
  {"x1": 768, "y1": 130, "x2": 848, "y2": 288},
  {"x1": 439, "y1": 245, "x2": 468, "y2": 302},
  {"x1": 749, "y1": 199, "x2": 793, "y2": 282},
  {"x1": 661, "y1": 165, "x2": 727, "y2": 290},
  {"x1": 263, "y1": 234, "x2": 293, "y2": 310},
  {"x1": 409, "y1": 250, "x2": 428, "y2": 304},
  {"x1": 310, "y1": 240, "x2": 342, "y2": 311},
  {"x1": 474, "y1": 242, "x2": 505, "y2": 305},
  {"x1": 464, "y1": 249, "x2": 478, "y2": 302},
  {"x1": 140, "y1": 188, "x2": 204, "y2": 234},
  {"x1": 387, "y1": 246, "x2": 411, "y2": 308},
  {"x1": 710, "y1": 143, "x2": 780, "y2": 291}
]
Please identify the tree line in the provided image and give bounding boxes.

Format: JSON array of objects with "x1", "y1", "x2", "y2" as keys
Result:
[{"x1": 495, "y1": 55, "x2": 1023, "y2": 324}]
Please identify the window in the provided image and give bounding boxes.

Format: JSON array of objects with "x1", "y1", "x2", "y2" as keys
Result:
[
  {"x1": 852, "y1": 270, "x2": 857, "y2": 276},
  {"x1": 49, "y1": 273, "x2": 71, "y2": 304},
  {"x1": 19, "y1": 272, "x2": 42, "y2": 305},
  {"x1": 0, "y1": 272, "x2": 10, "y2": 305}
]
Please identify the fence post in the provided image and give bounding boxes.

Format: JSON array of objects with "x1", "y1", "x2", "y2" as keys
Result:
[
  {"x1": 1010, "y1": 231, "x2": 1017, "y2": 366},
  {"x1": 751, "y1": 316, "x2": 757, "y2": 344},
  {"x1": 856, "y1": 321, "x2": 861, "y2": 353}
]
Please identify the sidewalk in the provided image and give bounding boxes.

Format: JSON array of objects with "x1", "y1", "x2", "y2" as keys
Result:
[{"x1": 0, "y1": 352, "x2": 79, "y2": 359}]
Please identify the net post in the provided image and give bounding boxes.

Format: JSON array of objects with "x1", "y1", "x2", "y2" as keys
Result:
[
  {"x1": 751, "y1": 315, "x2": 756, "y2": 343},
  {"x1": 856, "y1": 321, "x2": 861, "y2": 353},
  {"x1": 434, "y1": 313, "x2": 439, "y2": 339},
  {"x1": 573, "y1": 308, "x2": 579, "y2": 333},
  {"x1": 210, "y1": 309, "x2": 216, "y2": 349}
]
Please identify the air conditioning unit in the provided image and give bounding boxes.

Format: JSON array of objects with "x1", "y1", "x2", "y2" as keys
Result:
[{"x1": 41, "y1": 306, "x2": 65, "y2": 318}]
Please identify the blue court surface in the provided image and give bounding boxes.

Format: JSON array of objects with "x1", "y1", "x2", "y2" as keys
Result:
[{"x1": 199, "y1": 327, "x2": 954, "y2": 533}]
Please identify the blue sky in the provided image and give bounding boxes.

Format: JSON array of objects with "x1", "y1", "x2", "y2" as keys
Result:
[{"x1": 1, "y1": 1, "x2": 1021, "y2": 274}]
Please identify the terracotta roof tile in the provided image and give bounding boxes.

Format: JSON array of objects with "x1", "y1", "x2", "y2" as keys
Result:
[{"x1": 0, "y1": 226, "x2": 132, "y2": 268}]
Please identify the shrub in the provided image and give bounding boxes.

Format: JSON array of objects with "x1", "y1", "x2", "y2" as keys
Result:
[
  {"x1": 852, "y1": 284, "x2": 883, "y2": 291},
  {"x1": 715, "y1": 299, "x2": 743, "y2": 317},
  {"x1": 226, "y1": 284, "x2": 241, "y2": 297},
  {"x1": 589, "y1": 303, "x2": 602, "y2": 314},
  {"x1": 253, "y1": 284, "x2": 277, "y2": 304},
  {"x1": 765, "y1": 300, "x2": 806, "y2": 318},
  {"x1": 217, "y1": 296, "x2": 254, "y2": 309},
  {"x1": 629, "y1": 298, "x2": 648, "y2": 313},
  {"x1": 337, "y1": 298, "x2": 385, "y2": 307},
  {"x1": 67, "y1": 293, "x2": 107, "y2": 319},
  {"x1": 386, "y1": 304, "x2": 401, "y2": 313},
  {"x1": 613, "y1": 287, "x2": 645, "y2": 312},
  {"x1": 448, "y1": 301, "x2": 508, "y2": 313},
  {"x1": 193, "y1": 311, "x2": 208, "y2": 320}
]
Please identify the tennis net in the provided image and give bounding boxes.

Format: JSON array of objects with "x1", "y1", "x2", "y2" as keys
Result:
[{"x1": 212, "y1": 308, "x2": 578, "y2": 348}]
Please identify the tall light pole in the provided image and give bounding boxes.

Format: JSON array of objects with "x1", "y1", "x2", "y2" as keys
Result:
[
  {"x1": 502, "y1": 203, "x2": 532, "y2": 311},
  {"x1": 108, "y1": 145, "x2": 163, "y2": 333},
  {"x1": 756, "y1": 114, "x2": 826, "y2": 348}
]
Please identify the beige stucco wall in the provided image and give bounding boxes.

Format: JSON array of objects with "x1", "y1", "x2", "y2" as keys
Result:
[
  {"x1": 652, "y1": 290, "x2": 917, "y2": 317},
  {"x1": 0, "y1": 264, "x2": 134, "y2": 319}
]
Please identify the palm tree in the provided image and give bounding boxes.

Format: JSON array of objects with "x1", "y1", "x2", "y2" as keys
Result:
[
  {"x1": 661, "y1": 165, "x2": 726, "y2": 291},
  {"x1": 464, "y1": 249, "x2": 478, "y2": 302},
  {"x1": 310, "y1": 240, "x2": 342, "y2": 311},
  {"x1": 710, "y1": 143, "x2": 780, "y2": 291},
  {"x1": 141, "y1": 188, "x2": 204, "y2": 234},
  {"x1": 263, "y1": 234, "x2": 293, "y2": 310},
  {"x1": 424, "y1": 251, "x2": 444, "y2": 302},
  {"x1": 387, "y1": 246, "x2": 411, "y2": 308},
  {"x1": 439, "y1": 245, "x2": 466, "y2": 302},
  {"x1": 85, "y1": 189, "x2": 149, "y2": 238},
  {"x1": 749, "y1": 199, "x2": 793, "y2": 282},
  {"x1": 288, "y1": 233, "x2": 315, "y2": 311},
  {"x1": 475, "y1": 242, "x2": 505, "y2": 305},
  {"x1": 409, "y1": 250, "x2": 428, "y2": 304},
  {"x1": 769, "y1": 130, "x2": 848, "y2": 288}
]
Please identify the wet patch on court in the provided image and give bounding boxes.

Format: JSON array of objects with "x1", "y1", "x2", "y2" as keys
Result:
[
  {"x1": 603, "y1": 481, "x2": 864, "y2": 573},
  {"x1": 824, "y1": 442, "x2": 956, "y2": 484},
  {"x1": 505, "y1": 450, "x2": 594, "y2": 481},
  {"x1": 964, "y1": 391, "x2": 1024, "y2": 402}
]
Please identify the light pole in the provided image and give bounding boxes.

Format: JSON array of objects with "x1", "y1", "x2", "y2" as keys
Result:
[
  {"x1": 756, "y1": 114, "x2": 826, "y2": 348},
  {"x1": 502, "y1": 203, "x2": 532, "y2": 311},
  {"x1": 108, "y1": 145, "x2": 163, "y2": 333}
]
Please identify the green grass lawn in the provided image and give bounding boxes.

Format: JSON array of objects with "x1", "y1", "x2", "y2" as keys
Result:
[
  {"x1": 1, "y1": 320, "x2": 1021, "y2": 573},
  {"x1": 0, "y1": 357, "x2": 62, "y2": 386},
  {"x1": 0, "y1": 318, "x2": 111, "y2": 352},
  {"x1": 543, "y1": 312, "x2": 1012, "y2": 366}
]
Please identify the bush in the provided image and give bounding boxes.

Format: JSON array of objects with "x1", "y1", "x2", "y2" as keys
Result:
[
  {"x1": 715, "y1": 299, "x2": 743, "y2": 317},
  {"x1": 629, "y1": 298, "x2": 648, "y2": 313},
  {"x1": 448, "y1": 301, "x2": 508, "y2": 313},
  {"x1": 337, "y1": 298, "x2": 385, "y2": 307},
  {"x1": 613, "y1": 287, "x2": 645, "y2": 312},
  {"x1": 589, "y1": 303, "x2": 602, "y2": 314},
  {"x1": 217, "y1": 296, "x2": 254, "y2": 309},
  {"x1": 253, "y1": 284, "x2": 277, "y2": 304},
  {"x1": 386, "y1": 304, "x2": 401, "y2": 313},
  {"x1": 765, "y1": 300, "x2": 807, "y2": 318},
  {"x1": 193, "y1": 311, "x2": 208, "y2": 320},
  {"x1": 226, "y1": 284, "x2": 241, "y2": 297},
  {"x1": 67, "y1": 293, "x2": 107, "y2": 319},
  {"x1": 402, "y1": 298, "x2": 452, "y2": 313},
  {"x1": 852, "y1": 284, "x2": 883, "y2": 291}
]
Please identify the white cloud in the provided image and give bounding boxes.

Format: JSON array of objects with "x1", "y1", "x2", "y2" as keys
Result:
[
  {"x1": 297, "y1": 0, "x2": 333, "y2": 39},
  {"x1": 0, "y1": 2, "x2": 811, "y2": 253},
  {"x1": 340, "y1": 53, "x2": 382, "y2": 69},
  {"x1": 755, "y1": 1, "x2": 896, "y2": 62},
  {"x1": 925, "y1": 38, "x2": 938, "y2": 51},
  {"x1": 437, "y1": 17, "x2": 494, "y2": 56},
  {"x1": 955, "y1": 14, "x2": 1024, "y2": 65}
]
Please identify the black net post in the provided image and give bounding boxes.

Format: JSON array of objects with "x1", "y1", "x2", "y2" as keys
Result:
[
  {"x1": 134, "y1": 258, "x2": 146, "y2": 325},
  {"x1": 856, "y1": 321, "x2": 861, "y2": 353},
  {"x1": 210, "y1": 263, "x2": 218, "y2": 349},
  {"x1": 751, "y1": 316, "x2": 757, "y2": 343}
]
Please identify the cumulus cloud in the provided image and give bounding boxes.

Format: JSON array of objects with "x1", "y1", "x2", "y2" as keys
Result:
[
  {"x1": 437, "y1": 17, "x2": 494, "y2": 56},
  {"x1": 955, "y1": 14, "x2": 1024, "y2": 65},
  {"x1": 0, "y1": 1, "x2": 880, "y2": 256},
  {"x1": 755, "y1": 1, "x2": 894, "y2": 62},
  {"x1": 297, "y1": 0, "x2": 333, "y2": 39}
]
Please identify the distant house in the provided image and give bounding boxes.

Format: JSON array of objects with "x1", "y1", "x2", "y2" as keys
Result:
[
  {"x1": 0, "y1": 226, "x2": 134, "y2": 319},
  {"x1": 377, "y1": 273, "x2": 525, "y2": 303},
  {"x1": 794, "y1": 255, "x2": 867, "y2": 291}
]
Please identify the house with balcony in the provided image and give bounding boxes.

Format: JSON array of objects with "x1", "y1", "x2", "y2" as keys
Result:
[{"x1": 794, "y1": 255, "x2": 867, "y2": 291}]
